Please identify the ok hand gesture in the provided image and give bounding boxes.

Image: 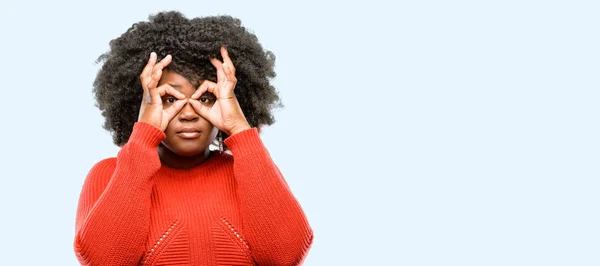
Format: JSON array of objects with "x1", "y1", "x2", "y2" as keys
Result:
[
  {"x1": 137, "y1": 53, "x2": 187, "y2": 131},
  {"x1": 189, "y1": 47, "x2": 251, "y2": 136}
]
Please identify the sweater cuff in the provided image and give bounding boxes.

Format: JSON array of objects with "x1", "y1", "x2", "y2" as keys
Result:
[
  {"x1": 223, "y1": 127, "x2": 265, "y2": 158},
  {"x1": 128, "y1": 122, "x2": 166, "y2": 147}
]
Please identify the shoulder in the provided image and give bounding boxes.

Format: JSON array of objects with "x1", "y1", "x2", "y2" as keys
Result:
[
  {"x1": 88, "y1": 157, "x2": 117, "y2": 174},
  {"x1": 83, "y1": 157, "x2": 117, "y2": 190}
]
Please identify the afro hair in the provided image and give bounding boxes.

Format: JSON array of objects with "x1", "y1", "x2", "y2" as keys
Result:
[{"x1": 93, "y1": 10, "x2": 283, "y2": 147}]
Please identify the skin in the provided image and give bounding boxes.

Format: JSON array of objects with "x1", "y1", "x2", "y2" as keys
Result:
[
  {"x1": 138, "y1": 47, "x2": 251, "y2": 169},
  {"x1": 157, "y1": 69, "x2": 219, "y2": 168}
]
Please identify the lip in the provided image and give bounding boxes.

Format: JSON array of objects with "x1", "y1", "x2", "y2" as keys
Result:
[
  {"x1": 177, "y1": 131, "x2": 201, "y2": 139},
  {"x1": 177, "y1": 127, "x2": 202, "y2": 139}
]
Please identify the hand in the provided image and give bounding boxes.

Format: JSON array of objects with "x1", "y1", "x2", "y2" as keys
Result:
[
  {"x1": 189, "y1": 46, "x2": 251, "y2": 136},
  {"x1": 137, "y1": 52, "x2": 188, "y2": 132}
]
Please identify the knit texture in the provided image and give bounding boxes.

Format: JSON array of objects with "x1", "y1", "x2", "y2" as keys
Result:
[{"x1": 74, "y1": 122, "x2": 313, "y2": 265}]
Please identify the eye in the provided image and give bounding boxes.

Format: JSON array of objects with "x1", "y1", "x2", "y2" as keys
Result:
[
  {"x1": 199, "y1": 93, "x2": 216, "y2": 104},
  {"x1": 162, "y1": 96, "x2": 177, "y2": 104}
]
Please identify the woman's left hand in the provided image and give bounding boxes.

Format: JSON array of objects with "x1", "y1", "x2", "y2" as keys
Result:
[{"x1": 190, "y1": 46, "x2": 251, "y2": 136}]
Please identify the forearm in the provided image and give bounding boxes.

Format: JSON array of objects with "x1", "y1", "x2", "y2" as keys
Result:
[
  {"x1": 225, "y1": 128, "x2": 313, "y2": 266},
  {"x1": 74, "y1": 122, "x2": 164, "y2": 265}
]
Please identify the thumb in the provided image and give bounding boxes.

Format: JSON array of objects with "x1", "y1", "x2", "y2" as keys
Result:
[
  {"x1": 189, "y1": 99, "x2": 211, "y2": 121},
  {"x1": 163, "y1": 99, "x2": 187, "y2": 122}
]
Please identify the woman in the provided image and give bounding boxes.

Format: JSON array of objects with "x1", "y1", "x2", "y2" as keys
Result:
[{"x1": 74, "y1": 10, "x2": 313, "y2": 266}]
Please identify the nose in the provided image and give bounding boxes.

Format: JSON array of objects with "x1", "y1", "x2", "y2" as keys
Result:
[{"x1": 178, "y1": 100, "x2": 199, "y2": 121}]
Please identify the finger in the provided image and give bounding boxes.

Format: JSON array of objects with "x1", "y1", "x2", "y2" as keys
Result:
[
  {"x1": 140, "y1": 52, "x2": 157, "y2": 90},
  {"x1": 149, "y1": 83, "x2": 178, "y2": 105},
  {"x1": 157, "y1": 84, "x2": 186, "y2": 99},
  {"x1": 209, "y1": 58, "x2": 226, "y2": 84},
  {"x1": 192, "y1": 80, "x2": 217, "y2": 99},
  {"x1": 148, "y1": 55, "x2": 171, "y2": 85},
  {"x1": 163, "y1": 99, "x2": 187, "y2": 121},
  {"x1": 154, "y1": 54, "x2": 172, "y2": 70},
  {"x1": 189, "y1": 99, "x2": 210, "y2": 120},
  {"x1": 221, "y1": 63, "x2": 237, "y2": 92},
  {"x1": 209, "y1": 56, "x2": 223, "y2": 69},
  {"x1": 192, "y1": 80, "x2": 218, "y2": 99},
  {"x1": 221, "y1": 46, "x2": 236, "y2": 73},
  {"x1": 146, "y1": 68, "x2": 163, "y2": 100}
]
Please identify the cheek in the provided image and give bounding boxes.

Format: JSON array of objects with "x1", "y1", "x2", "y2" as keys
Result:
[{"x1": 164, "y1": 112, "x2": 185, "y2": 130}]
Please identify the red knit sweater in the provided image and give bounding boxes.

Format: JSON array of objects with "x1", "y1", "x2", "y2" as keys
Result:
[{"x1": 74, "y1": 122, "x2": 313, "y2": 265}]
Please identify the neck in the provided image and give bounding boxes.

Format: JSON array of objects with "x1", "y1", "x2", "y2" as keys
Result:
[{"x1": 157, "y1": 144, "x2": 213, "y2": 169}]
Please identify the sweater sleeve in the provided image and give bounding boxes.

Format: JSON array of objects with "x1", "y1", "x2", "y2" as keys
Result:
[
  {"x1": 73, "y1": 122, "x2": 165, "y2": 266},
  {"x1": 224, "y1": 128, "x2": 314, "y2": 266}
]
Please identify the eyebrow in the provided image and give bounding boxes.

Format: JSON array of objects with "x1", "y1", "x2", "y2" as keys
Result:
[{"x1": 169, "y1": 84, "x2": 182, "y2": 89}]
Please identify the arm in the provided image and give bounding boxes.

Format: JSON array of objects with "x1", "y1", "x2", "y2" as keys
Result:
[
  {"x1": 224, "y1": 128, "x2": 314, "y2": 266},
  {"x1": 73, "y1": 122, "x2": 165, "y2": 265}
]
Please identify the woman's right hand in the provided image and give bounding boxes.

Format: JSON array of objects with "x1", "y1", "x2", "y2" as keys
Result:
[{"x1": 138, "y1": 52, "x2": 187, "y2": 132}]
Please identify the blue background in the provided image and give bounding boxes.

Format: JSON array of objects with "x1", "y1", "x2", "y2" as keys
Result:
[{"x1": 1, "y1": 0, "x2": 598, "y2": 265}]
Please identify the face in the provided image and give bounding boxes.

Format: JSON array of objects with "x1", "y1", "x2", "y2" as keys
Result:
[{"x1": 158, "y1": 69, "x2": 218, "y2": 157}]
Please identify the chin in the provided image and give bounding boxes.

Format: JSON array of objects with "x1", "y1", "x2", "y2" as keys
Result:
[
  {"x1": 175, "y1": 148, "x2": 204, "y2": 157},
  {"x1": 162, "y1": 140, "x2": 209, "y2": 157},
  {"x1": 169, "y1": 143, "x2": 209, "y2": 156}
]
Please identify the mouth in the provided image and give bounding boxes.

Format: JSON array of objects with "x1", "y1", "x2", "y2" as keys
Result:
[{"x1": 177, "y1": 129, "x2": 202, "y2": 139}]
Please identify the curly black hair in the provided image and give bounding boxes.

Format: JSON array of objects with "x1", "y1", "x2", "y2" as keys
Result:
[{"x1": 93, "y1": 10, "x2": 283, "y2": 147}]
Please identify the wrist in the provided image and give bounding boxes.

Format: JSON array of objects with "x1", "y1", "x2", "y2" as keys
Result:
[
  {"x1": 228, "y1": 123, "x2": 251, "y2": 136},
  {"x1": 131, "y1": 122, "x2": 166, "y2": 147}
]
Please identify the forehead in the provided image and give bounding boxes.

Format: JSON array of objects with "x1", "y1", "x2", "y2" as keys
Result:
[{"x1": 158, "y1": 69, "x2": 195, "y2": 88}]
